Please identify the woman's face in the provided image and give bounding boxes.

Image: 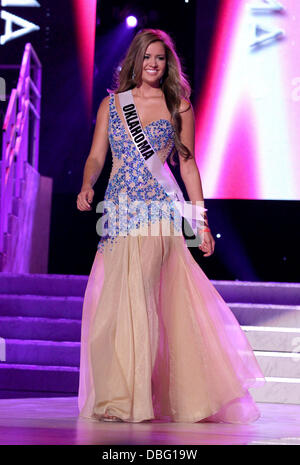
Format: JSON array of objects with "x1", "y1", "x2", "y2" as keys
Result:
[{"x1": 141, "y1": 41, "x2": 166, "y2": 86}]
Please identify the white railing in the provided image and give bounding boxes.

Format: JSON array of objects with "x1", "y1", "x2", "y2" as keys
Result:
[{"x1": 0, "y1": 43, "x2": 41, "y2": 256}]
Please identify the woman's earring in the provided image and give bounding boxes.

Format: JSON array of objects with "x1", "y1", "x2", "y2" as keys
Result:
[{"x1": 132, "y1": 70, "x2": 135, "y2": 80}]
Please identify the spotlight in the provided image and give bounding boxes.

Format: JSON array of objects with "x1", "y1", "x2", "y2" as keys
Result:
[{"x1": 126, "y1": 15, "x2": 138, "y2": 28}]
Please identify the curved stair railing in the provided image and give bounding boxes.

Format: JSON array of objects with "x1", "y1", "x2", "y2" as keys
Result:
[{"x1": 0, "y1": 43, "x2": 42, "y2": 270}]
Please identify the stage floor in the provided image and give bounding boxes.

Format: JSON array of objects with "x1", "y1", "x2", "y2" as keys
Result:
[{"x1": 0, "y1": 397, "x2": 299, "y2": 445}]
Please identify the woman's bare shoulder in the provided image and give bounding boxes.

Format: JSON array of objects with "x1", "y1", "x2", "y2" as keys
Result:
[{"x1": 97, "y1": 93, "x2": 111, "y2": 113}]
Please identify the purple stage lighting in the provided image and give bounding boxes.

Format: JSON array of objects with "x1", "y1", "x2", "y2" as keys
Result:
[{"x1": 126, "y1": 15, "x2": 138, "y2": 28}]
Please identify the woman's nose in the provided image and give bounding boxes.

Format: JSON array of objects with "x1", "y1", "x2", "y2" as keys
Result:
[{"x1": 149, "y1": 58, "x2": 157, "y2": 67}]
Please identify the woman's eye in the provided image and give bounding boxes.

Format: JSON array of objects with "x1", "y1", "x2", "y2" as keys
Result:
[{"x1": 144, "y1": 55, "x2": 165, "y2": 60}]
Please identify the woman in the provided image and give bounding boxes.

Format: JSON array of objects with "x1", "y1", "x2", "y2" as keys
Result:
[{"x1": 77, "y1": 29, "x2": 265, "y2": 423}]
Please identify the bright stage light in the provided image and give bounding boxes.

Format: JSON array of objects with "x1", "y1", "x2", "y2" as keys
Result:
[{"x1": 126, "y1": 15, "x2": 137, "y2": 28}]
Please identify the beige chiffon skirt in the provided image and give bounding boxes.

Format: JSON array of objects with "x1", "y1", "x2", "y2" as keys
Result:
[{"x1": 78, "y1": 221, "x2": 265, "y2": 423}]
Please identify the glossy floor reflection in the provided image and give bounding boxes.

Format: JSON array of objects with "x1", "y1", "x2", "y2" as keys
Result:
[{"x1": 0, "y1": 397, "x2": 300, "y2": 445}]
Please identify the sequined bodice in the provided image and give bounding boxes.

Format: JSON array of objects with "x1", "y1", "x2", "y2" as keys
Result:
[
  {"x1": 97, "y1": 91, "x2": 180, "y2": 252},
  {"x1": 107, "y1": 92, "x2": 175, "y2": 199}
]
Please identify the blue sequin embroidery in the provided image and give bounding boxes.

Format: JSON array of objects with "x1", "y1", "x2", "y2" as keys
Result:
[{"x1": 97, "y1": 92, "x2": 182, "y2": 253}]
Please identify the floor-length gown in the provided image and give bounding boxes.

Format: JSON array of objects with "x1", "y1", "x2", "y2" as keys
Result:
[{"x1": 78, "y1": 91, "x2": 266, "y2": 423}]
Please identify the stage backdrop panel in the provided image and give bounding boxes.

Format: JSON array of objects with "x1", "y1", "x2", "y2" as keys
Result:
[{"x1": 195, "y1": 0, "x2": 300, "y2": 201}]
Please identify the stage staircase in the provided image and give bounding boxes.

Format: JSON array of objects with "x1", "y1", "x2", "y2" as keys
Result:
[{"x1": 0, "y1": 273, "x2": 300, "y2": 403}]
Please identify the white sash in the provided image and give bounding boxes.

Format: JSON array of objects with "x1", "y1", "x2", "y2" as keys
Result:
[{"x1": 118, "y1": 89, "x2": 207, "y2": 235}]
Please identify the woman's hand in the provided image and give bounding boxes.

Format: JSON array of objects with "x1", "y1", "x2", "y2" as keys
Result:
[
  {"x1": 198, "y1": 229, "x2": 215, "y2": 257},
  {"x1": 77, "y1": 186, "x2": 94, "y2": 211}
]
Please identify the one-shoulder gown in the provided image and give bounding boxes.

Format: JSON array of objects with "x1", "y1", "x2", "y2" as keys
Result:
[{"x1": 78, "y1": 91, "x2": 266, "y2": 423}]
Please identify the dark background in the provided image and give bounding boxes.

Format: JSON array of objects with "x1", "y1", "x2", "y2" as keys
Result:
[{"x1": 1, "y1": 0, "x2": 298, "y2": 282}]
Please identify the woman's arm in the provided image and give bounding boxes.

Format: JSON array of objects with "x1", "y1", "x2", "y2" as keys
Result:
[
  {"x1": 178, "y1": 99, "x2": 215, "y2": 256},
  {"x1": 77, "y1": 95, "x2": 110, "y2": 211}
]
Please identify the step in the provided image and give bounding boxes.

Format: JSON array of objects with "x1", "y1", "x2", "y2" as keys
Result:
[
  {"x1": 0, "y1": 390, "x2": 76, "y2": 399},
  {"x1": 0, "y1": 363, "x2": 79, "y2": 393},
  {"x1": 0, "y1": 316, "x2": 81, "y2": 341},
  {"x1": 0, "y1": 274, "x2": 299, "y2": 304},
  {"x1": 242, "y1": 325, "x2": 300, "y2": 352},
  {"x1": 230, "y1": 303, "x2": 300, "y2": 327},
  {"x1": 254, "y1": 351, "x2": 300, "y2": 378},
  {"x1": 213, "y1": 281, "x2": 300, "y2": 305},
  {"x1": 3, "y1": 339, "x2": 80, "y2": 367},
  {"x1": 0, "y1": 294, "x2": 83, "y2": 319},
  {"x1": 0, "y1": 273, "x2": 88, "y2": 296},
  {"x1": 250, "y1": 377, "x2": 300, "y2": 404}
]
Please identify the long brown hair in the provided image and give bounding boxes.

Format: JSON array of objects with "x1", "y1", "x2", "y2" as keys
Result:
[{"x1": 110, "y1": 28, "x2": 193, "y2": 166}]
